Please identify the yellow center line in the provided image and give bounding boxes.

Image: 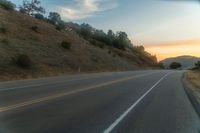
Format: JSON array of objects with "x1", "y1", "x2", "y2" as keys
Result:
[{"x1": 0, "y1": 72, "x2": 158, "y2": 113}]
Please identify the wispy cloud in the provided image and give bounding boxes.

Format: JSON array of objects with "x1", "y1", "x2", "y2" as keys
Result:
[{"x1": 57, "y1": 0, "x2": 118, "y2": 20}]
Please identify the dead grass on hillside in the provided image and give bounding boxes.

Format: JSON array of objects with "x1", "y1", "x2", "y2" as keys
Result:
[{"x1": 0, "y1": 7, "x2": 156, "y2": 81}]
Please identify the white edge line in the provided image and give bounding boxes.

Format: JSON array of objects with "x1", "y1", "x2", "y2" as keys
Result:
[{"x1": 103, "y1": 72, "x2": 173, "y2": 133}]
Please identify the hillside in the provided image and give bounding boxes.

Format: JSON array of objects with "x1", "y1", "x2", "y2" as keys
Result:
[
  {"x1": 161, "y1": 55, "x2": 200, "y2": 69},
  {"x1": 0, "y1": 7, "x2": 157, "y2": 81}
]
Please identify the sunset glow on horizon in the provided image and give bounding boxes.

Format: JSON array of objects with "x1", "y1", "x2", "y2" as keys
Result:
[{"x1": 145, "y1": 39, "x2": 200, "y2": 61}]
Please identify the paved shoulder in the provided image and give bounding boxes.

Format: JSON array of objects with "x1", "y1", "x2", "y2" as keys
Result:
[{"x1": 112, "y1": 71, "x2": 200, "y2": 133}]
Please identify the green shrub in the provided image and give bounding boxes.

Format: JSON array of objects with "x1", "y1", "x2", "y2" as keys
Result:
[
  {"x1": 157, "y1": 62, "x2": 165, "y2": 69},
  {"x1": 117, "y1": 52, "x2": 123, "y2": 57},
  {"x1": 34, "y1": 13, "x2": 45, "y2": 20},
  {"x1": 169, "y1": 62, "x2": 182, "y2": 69},
  {"x1": 1, "y1": 38, "x2": 9, "y2": 44},
  {"x1": 14, "y1": 54, "x2": 32, "y2": 69},
  {"x1": 195, "y1": 61, "x2": 200, "y2": 69},
  {"x1": 30, "y1": 26, "x2": 39, "y2": 33},
  {"x1": 0, "y1": 26, "x2": 6, "y2": 34},
  {"x1": 0, "y1": 0, "x2": 16, "y2": 10},
  {"x1": 61, "y1": 41, "x2": 71, "y2": 50},
  {"x1": 55, "y1": 25, "x2": 62, "y2": 31},
  {"x1": 97, "y1": 43, "x2": 104, "y2": 49}
]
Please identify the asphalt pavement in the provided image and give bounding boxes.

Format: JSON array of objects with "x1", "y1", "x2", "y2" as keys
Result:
[{"x1": 0, "y1": 70, "x2": 199, "y2": 133}]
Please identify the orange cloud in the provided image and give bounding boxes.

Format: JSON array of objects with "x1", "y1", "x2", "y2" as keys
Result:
[{"x1": 145, "y1": 39, "x2": 200, "y2": 61}]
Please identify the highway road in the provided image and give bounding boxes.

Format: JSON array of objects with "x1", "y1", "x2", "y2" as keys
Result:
[{"x1": 0, "y1": 70, "x2": 199, "y2": 133}]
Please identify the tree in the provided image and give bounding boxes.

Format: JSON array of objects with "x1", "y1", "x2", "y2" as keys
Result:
[
  {"x1": 19, "y1": 0, "x2": 45, "y2": 16},
  {"x1": 195, "y1": 61, "x2": 200, "y2": 68},
  {"x1": 107, "y1": 30, "x2": 115, "y2": 46},
  {"x1": 169, "y1": 62, "x2": 182, "y2": 69},
  {"x1": 79, "y1": 23, "x2": 93, "y2": 37},
  {"x1": 158, "y1": 62, "x2": 165, "y2": 69},
  {"x1": 48, "y1": 12, "x2": 62, "y2": 25},
  {"x1": 113, "y1": 31, "x2": 133, "y2": 50},
  {"x1": 92, "y1": 29, "x2": 108, "y2": 44},
  {"x1": 34, "y1": 13, "x2": 44, "y2": 20},
  {"x1": 0, "y1": 0, "x2": 16, "y2": 10}
]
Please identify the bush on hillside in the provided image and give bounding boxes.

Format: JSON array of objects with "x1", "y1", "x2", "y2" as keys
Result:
[
  {"x1": 1, "y1": 38, "x2": 9, "y2": 44},
  {"x1": 157, "y1": 62, "x2": 165, "y2": 69},
  {"x1": 30, "y1": 26, "x2": 39, "y2": 33},
  {"x1": 61, "y1": 41, "x2": 71, "y2": 50},
  {"x1": 55, "y1": 25, "x2": 62, "y2": 31},
  {"x1": 0, "y1": 25, "x2": 7, "y2": 34},
  {"x1": 14, "y1": 54, "x2": 32, "y2": 69},
  {"x1": 34, "y1": 13, "x2": 45, "y2": 20},
  {"x1": 195, "y1": 61, "x2": 200, "y2": 69},
  {"x1": 0, "y1": 0, "x2": 16, "y2": 10},
  {"x1": 169, "y1": 62, "x2": 182, "y2": 69}
]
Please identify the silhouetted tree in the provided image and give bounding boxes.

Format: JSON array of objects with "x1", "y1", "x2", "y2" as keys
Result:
[
  {"x1": 34, "y1": 13, "x2": 44, "y2": 20},
  {"x1": 195, "y1": 61, "x2": 200, "y2": 68},
  {"x1": 48, "y1": 12, "x2": 61, "y2": 25},
  {"x1": 170, "y1": 62, "x2": 182, "y2": 69},
  {"x1": 158, "y1": 62, "x2": 165, "y2": 69},
  {"x1": 19, "y1": 0, "x2": 45, "y2": 16}
]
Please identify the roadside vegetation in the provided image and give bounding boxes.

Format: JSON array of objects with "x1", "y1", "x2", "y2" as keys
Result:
[
  {"x1": 14, "y1": 54, "x2": 32, "y2": 69},
  {"x1": 61, "y1": 41, "x2": 71, "y2": 50},
  {"x1": 169, "y1": 62, "x2": 182, "y2": 69},
  {"x1": 185, "y1": 61, "x2": 200, "y2": 103},
  {"x1": 0, "y1": 0, "x2": 161, "y2": 81}
]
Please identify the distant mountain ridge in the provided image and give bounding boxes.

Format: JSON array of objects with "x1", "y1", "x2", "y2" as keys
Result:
[{"x1": 161, "y1": 55, "x2": 200, "y2": 69}]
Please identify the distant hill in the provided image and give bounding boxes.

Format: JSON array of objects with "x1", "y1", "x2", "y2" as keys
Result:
[
  {"x1": 161, "y1": 56, "x2": 200, "y2": 69},
  {"x1": 0, "y1": 7, "x2": 157, "y2": 81}
]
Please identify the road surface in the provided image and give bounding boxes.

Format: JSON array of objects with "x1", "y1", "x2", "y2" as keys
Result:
[{"x1": 0, "y1": 70, "x2": 199, "y2": 133}]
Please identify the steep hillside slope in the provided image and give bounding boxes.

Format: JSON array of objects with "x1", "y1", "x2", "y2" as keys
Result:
[
  {"x1": 161, "y1": 55, "x2": 200, "y2": 69},
  {"x1": 0, "y1": 7, "x2": 156, "y2": 81}
]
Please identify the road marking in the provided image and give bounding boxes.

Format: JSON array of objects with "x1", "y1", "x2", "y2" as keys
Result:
[
  {"x1": 0, "y1": 74, "x2": 113, "y2": 91},
  {"x1": 0, "y1": 72, "x2": 158, "y2": 113},
  {"x1": 103, "y1": 72, "x2": 173, "y2": 133},
  {"x1": 0, "y1": 72, "x2": 156, "y2": 91}
]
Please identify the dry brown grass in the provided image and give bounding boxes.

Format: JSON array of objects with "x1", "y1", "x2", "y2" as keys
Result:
[
  {"x1": 186, "y1": 70, "x2": 200, "y2": 102},
  {"x1": 0, "y1": 7, "x2": 156, "y2": 81},
  {"x1": 186, "y1": 71, "x2": 200, "y2": 88}
]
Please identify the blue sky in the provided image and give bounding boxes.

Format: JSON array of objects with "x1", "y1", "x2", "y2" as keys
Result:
[
  {"x1": 11, "y1": 0, "x2": 200, "y2": 59},
  {"x1": 11, "y1": 0, "x2": 200, "y2": 43}
]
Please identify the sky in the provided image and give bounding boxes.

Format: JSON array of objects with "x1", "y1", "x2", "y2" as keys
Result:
[{"x1": 11, "y1": 0, "x2": 200, "y2": 61}]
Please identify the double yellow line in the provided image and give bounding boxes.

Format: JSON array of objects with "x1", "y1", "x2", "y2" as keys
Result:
[{"x1": 0, "y1": 72, "x2": 157, "y2": 113}]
